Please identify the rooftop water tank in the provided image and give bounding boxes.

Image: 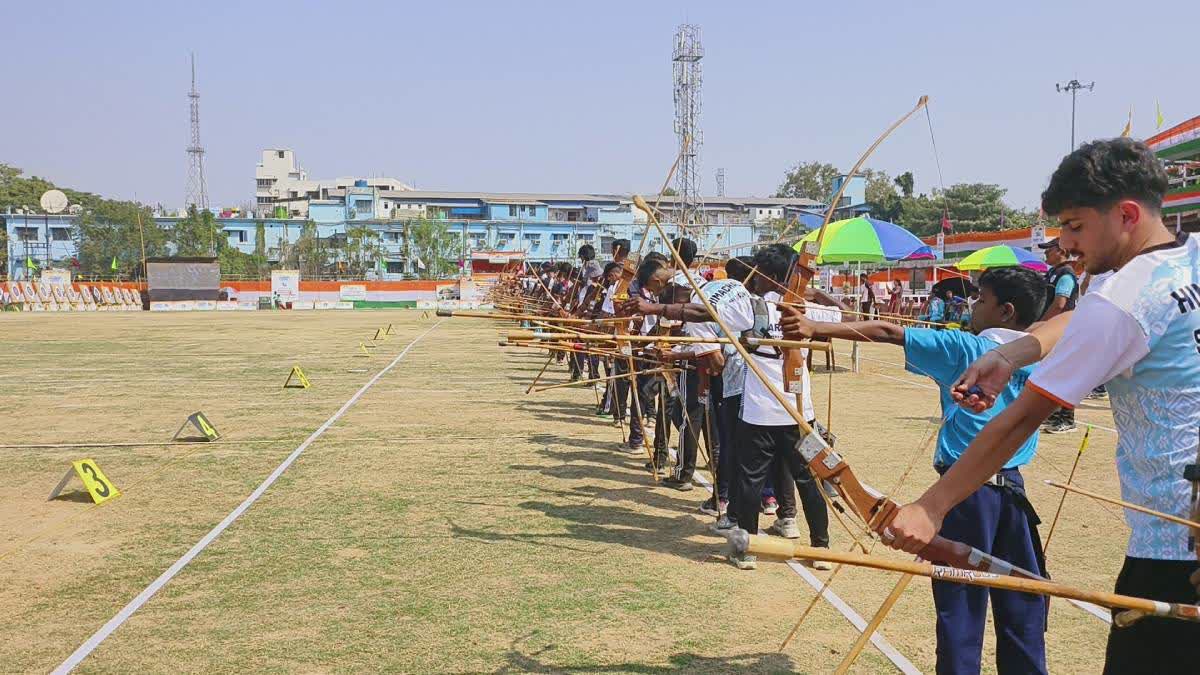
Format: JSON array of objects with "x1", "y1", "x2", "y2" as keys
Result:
[{"x1": 354, "y1": 179, "x2": 368, "y2": 188}]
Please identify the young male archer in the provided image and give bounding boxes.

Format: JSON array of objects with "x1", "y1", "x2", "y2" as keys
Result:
[
  {"x1": 880, "y1": 138, "x2": 1200, "y2": 674},
  {"x1": 782, "y1": 266, "x2": 1051, "y2": 674}
]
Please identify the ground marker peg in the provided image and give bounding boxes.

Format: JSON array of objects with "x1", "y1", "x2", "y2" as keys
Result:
[
  {"x1": 173, "y1": 411, "x2": 221, "y2": 442},
  {"x1": 284, "y1": 365, "x2": 312, "y2": 389},
  {"x1": 48, "y1": 459, "x2": 121, "y2": 505},
  {"x1": 385, "y1": 323, "x2": 395, "y2": 335},
  {"x1": 372, "y1": 328, "x2": 384, "y2": 341},
  {"x1": 356, "y1": 342, "x2": 371, "y2": 357}
]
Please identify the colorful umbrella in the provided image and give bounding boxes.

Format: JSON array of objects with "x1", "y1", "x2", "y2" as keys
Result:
[
  {"x1": 955, "y1": 245, "x2": 1048, "y2": 272},
  {"x1": 794, "y1": 217, "x2": 929, "y2": 263}
]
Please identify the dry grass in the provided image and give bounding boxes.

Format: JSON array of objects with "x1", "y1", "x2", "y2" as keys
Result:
[{"x1": 0, "y1": 311, "x2": 1125, "y2": 673}]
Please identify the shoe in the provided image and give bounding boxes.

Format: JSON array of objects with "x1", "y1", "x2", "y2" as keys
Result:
[
  {"x1": 762, "y1": 496, "x2": 778, "y2": 515},
  {"x1": 1086, "y1": 388, "x2": 1109, "y2": 400},
  {"x1": 729, "y1": 552, "x2": 757, "y2": 570},
  {"x1": 811, "y1": 558, "x2": 833, "y2": 571},
  {"x1": 1045, "y1": 421, "x2": 1077, "y2": 434},
  {"x1": 662, "y1": 477, "x2": 694, "y2": 492},
  {"x1": 769, "y1": 517, "x2": 801, "y2": 539},
  {"x1": 713, "y1": 514, "x2": 736, "y2": 531},
  {"x1": 698, "y1": 497, "x2": 720, "y2": 517},
  {"x1": 621, "y1": 441, "x2": 643, "y2": 454},
  {"x1": 595, "y1": 407, "x2": 610, "y2": 417}
]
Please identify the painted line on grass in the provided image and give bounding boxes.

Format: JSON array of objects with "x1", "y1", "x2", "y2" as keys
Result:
[
  {"x1": 52, "y1": 320, "x2": 444, "y2": 674},
  {"x1": 688, "y1": 472, "x2": 920, "y2": 673},
  {"x1": 786, "y1": 561, "x2": 922, "y2": 674}
]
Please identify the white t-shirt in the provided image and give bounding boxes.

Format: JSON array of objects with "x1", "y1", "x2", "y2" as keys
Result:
[
  {"x1": 1028, "y1": 233, "x2": 1200, "y2": 560},
  {"x1": 685, "y1": 285, "x2": 814, "y2": 425},
  {"x1": 600, "y1": 283, "x2": 617, "y2": 315}
]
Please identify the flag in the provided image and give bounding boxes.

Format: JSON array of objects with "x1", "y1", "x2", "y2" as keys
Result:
[
  {"x1": 110, "y1": 256, "x2": 118, "y2": 271},
  {"x1": 25, "y1": 256, "x2": 38, "y2": 271},
  {"x1": 1120, "y1": 106, "x2": 1133, "y2": 138},
  {"x1": 1156, "y1": 100, "x2": 1164, "y2": 129},
  {"x1": 416, "y1": 257, "x2": 427, "y2": 270},
  {"x1": 941, "y1": 208, "x2": 952, "y2": 234}
]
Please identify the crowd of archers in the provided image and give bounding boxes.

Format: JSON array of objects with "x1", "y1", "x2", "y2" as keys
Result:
[{"x1": 447, "y1": 139, "x2": 1200, "y2": 675}]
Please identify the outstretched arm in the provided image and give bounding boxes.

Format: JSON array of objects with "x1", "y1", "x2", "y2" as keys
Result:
[{"x1": 780, "y1": 305, "x2": 905, "y2": 345}]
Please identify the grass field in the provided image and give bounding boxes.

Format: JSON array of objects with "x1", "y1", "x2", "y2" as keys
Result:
[{"x1": 0, "y1": 310, "x2": 1128, "y2": 673}]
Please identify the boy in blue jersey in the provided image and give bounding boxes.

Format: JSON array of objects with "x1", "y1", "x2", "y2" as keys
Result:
[
  {"x1": 781, "y1": 266, "x2": 1050, "y2": 674},
  {"x1": 883, "y1": 138, "x2": 1200, "y2": 675}
]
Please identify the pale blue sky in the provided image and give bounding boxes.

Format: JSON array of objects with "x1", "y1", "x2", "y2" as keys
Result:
[{"x1": 4, "y1": 0, "x2": 1197, "y2": 210}]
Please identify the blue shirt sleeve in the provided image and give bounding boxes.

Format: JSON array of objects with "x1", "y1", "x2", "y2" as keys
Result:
[
  {"x1": 903, "y1": 328, "x2": 973, "y2": 387},
  {"x1": 1055, "y1": 274, "x2": 1077, "y2": 298}
]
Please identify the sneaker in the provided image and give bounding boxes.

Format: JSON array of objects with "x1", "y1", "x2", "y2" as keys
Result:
[
  {"x1": 621, "y1": 442, "x2": 643, "y2": 455},
  {"x1": 729, "y1": 552, "x2": 757, "y2": 570},
  {"x1": 1045, "y1": 421, "x2": 1077, "y2": 434},
  {"x1": 1086, "y1": 387, "x2": 1109, "y2": 400},
  {"x1": 812, "y1": 558, "x2": 833, "y2": 571},
  {"x1": 662, "y1": 477, "x2": 694, "y2": 492},
  {"x1": 698, "y1": 498, "x2": 720, "y2": 517},
  {"x1": 762, "y1": 496, "x2": 778, "y2": 515},
  {"x1": 769, "y1": 517, "x2": 801, "y2": 539}
]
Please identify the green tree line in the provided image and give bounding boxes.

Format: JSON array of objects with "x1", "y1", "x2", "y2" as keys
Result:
[{"x1": 775, "y1": 161, "x2": 1041, "y2": 237}]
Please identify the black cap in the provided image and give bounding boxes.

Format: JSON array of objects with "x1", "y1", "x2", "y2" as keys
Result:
[{"x1": 1037, "y1": 237, "x2": 1060, "y2": 250}]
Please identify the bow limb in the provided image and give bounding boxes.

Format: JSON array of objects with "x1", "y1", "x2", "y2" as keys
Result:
[{"x1": 731, "y1": 536, "x2": 1200, "y2": 624}]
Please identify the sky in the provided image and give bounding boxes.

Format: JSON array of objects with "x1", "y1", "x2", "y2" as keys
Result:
[{"x1": 4, "y1": 0, "x2": 1198, "y2": 211}]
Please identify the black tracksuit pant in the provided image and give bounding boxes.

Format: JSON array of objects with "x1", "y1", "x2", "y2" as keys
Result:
[{"x1": 732, "y1": 420, "x2": 829, "y2": 546}]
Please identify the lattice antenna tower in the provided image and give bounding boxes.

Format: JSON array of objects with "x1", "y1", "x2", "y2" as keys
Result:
[
  {"x1": 185, "y1": 52, "x2": 210, "y2": 213},
  {"x1": 715, "y1": 167, "x2": 725, "y2": 197},
  {"x1": 672, "y1": 24, "x2": 704, "y2": 232}
]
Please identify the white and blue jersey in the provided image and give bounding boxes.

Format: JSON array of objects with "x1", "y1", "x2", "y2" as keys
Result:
[
  {"x1": 1029, "y1": 232, "x2": 1200, "y2": 560},
  {"x1": 905, "y1": 328, "x2": 1039, "y2": 469}
]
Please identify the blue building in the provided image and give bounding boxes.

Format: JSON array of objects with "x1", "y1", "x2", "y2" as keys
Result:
[{"x1": 3, "y1": 188, "x2": 825, "y2": 279}]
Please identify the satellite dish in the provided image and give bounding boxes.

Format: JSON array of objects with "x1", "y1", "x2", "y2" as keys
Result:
[{"x1": 40, "y1": 189, "x2": 68, "y2": 214}]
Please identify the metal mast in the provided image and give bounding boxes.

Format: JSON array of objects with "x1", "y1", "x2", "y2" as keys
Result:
[
  {"x1": 185, "y1": 53, "x2": 210, "y2": 212},
  {"x1": 672, "y1": 24, "x2": 704, "y2": 233},
  {"x1": 715, "y1": 167, "x2": 725, "y2": 197},
  {"x1": 1055, "y1": 78, "x2": 1094, "y2": 150}
]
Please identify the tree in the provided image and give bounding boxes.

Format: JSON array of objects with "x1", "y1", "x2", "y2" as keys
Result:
[
  {"x1": 344, "y1": 223, "x2": 382, "y2": 277},
  {"x1": 73, "y1": 200, "x2": 168, "y2": 277},
  {"x1": 283, "y1": 220, "x2": 330, "y2": 279},
  {"x1": 894, "y1": 171, "x2": 915, "y2": 198},
  {"x1": 895, "y1": 183, "x2": 1028, "y2": 236},
  {"x1": 661, "y1": 187, "x2": 678, "y2": 196},
  {"x1": 862, "y1": 169, "x2": 903, "y2": 222},
  {"x1": 406, "y1": 216, "x2": 460, "y2": 279},
  {"x1": 173, "y1": 205, "x2": 223, "y2": 256},
  {"x1": 775, "y1": 161, "x2": 841, "y2": 201}
]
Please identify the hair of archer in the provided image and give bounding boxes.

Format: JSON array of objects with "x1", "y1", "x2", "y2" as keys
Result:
[
  {"x1": 1041, "y1": 137, "x2": 1169, "y2": 216},
  {"x1": 978, "y1": 266, "x2": 1047, "y2": 328}
]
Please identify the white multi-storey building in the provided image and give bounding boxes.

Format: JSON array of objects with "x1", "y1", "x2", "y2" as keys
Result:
[{"x1": 254, "y1": 148, "x2": 412, "y2": 218}]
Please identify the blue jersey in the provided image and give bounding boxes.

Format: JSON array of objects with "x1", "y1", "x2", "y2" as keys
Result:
[
  {"x1": 1030, "y1": 232, "x2": 1200, "y2": 560},
  {"x1": 905, "y1": 327, "x2": 1039, "y2": 469}
]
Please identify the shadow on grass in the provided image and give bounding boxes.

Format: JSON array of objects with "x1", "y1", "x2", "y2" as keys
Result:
[{"x1": 481, "y1": 641, "x2": 798, "y2": 674}]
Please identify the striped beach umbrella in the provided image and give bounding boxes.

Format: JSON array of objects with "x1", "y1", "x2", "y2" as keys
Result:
[
  {"x1": 955, "y1": 245, "x2": 1048, "y2": 272},
  {"x1": 793, "y1": 217, "x2": 929, "y2": 263}
]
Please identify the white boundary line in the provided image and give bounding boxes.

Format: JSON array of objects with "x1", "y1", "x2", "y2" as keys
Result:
[
  {"x1": 786, "y1": 561, "x2": 922, "y2": 675},
  {"x1": 689, "y1": 473, "x2": 921, "y2": 673},
  {"x1": 52, "y1": 321, "x2": 444, "y2": 674}
]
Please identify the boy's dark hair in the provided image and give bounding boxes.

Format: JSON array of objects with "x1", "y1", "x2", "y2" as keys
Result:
[
  {"x1": 725, "y1": 256, "x2": 754, "y2": 283},
  {"x1": 556, "y1": 261, "x2": 572, "y2": 275},
  {"x1": 671, "y1": 237, "x2": 698, "y2": 266},
  {"x1": 577, "y1": 244, "x2": 595, "y2": 261},
  {"x1": 978, "y1": 266, "x2": 1046, "y2": 328},
  {"x1": 611, "y1": 239, "x2": 631, "y2": 257},
  {"x1": 752, "y1": 244, "x2": 796, "y2": 283},
  {"x1": 1041, "y1": 138, "x2": 1169, "y2": 215},
  {"x1": 602, "y1": 261, "x2": 620, "y2": 278},
  {"x1": 636, "y1": 258, "x2": 665, "y2": 287},
  {"x1": 644, "y1": 251, "x2": 668, "y2": 264}
]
